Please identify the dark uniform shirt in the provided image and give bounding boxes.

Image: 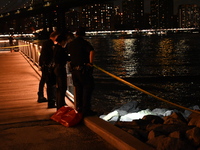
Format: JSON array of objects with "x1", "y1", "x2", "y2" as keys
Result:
[
  {"x1": 67, "y1": 36, "x2": 95, "y2": 115},
  {"x1": 54, "y1": 44, "x2": 68, "y2": 67},
  {"x1": 67, "y1": 37, "x2": 94, "y2": 67},
  {"x1": 39, "y1": 39, "x2": 55, "y2": 67}
]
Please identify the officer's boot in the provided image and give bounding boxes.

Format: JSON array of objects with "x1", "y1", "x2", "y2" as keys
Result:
[{"x1": 37, "y1": 92, "x2": 47, "y2": 103}]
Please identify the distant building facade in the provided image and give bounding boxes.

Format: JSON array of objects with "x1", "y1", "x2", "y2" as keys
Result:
[
  {"x1": 150, "y1": 0, "x2": 174, "y2": 29},
  {"x1": 65, "y1": 9, "x2": 80, "y2": 31},
  {"x1": 113, "y1": 5, "x2": 123, "y2": 30},
  {"x1": 178, "y1": 4, "x2": 200, "y2": 28},
  {"x1": 122, "y1": 0, "x2": 144, "y2": 29},
  {"x1": 79, "y1": 2, "x2": 115, "y2": 31}
]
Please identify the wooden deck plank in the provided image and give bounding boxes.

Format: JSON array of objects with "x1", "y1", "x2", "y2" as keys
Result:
[{"x1": 0, "y1": 52, "x2": 55, "y2": 125}]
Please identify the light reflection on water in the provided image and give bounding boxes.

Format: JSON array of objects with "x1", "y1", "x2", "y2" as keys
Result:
[{"x1": 87, "y1": 34, "x2": 200, "y2": 114}]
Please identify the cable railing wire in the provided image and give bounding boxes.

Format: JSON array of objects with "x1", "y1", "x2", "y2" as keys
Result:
[
  {"x1": 16, "y1": 40, "x2": 200, "y2": 115},
  {"x1": 94, "y1": 64, "x2": 200, "y2": 115}
]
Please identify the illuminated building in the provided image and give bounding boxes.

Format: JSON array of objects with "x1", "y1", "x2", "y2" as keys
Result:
[
  {"x1": 113, "y1": 6, "x2": 123, "y2": 30},
  {"x1": 65, "y1": 9, "x2": 80, "y2": 31},
  {"x1": 150, "y1": 0, "x2": 174, "y2": 29},
  {"x1": 79, "y1": 2, "x2": 115, "y2": 31},
  {"x1": 178, "y1": 4, "x2": 200, "y2": 28},
  {"x1": 122, "y1": 0, "x2": 144, "y2": 29}
]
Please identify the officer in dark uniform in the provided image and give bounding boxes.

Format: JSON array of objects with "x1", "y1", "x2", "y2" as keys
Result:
[
  {"x1": 53, "y1": 32, "x2": 74, "y2": 110},
  {"x1": 38, "y1": 31, "x2": 60, "y2": 108},
  {"x1": 53, "y1": 34, "x2": 68, "y2": 110},
  {"x1": 67, "y1": 27, "x2": 95, "y2": 116}
]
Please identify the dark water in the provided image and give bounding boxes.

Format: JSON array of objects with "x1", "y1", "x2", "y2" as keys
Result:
[{"x1": 87, "y1": 34, "x2": 200, "y2": 114}]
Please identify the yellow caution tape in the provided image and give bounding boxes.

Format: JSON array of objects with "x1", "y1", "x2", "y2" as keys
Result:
[
  {"x1": 0, "y1": 45, "x2": 29, "y2": 49},
  {"x1": 94, "y1": 64, "x2": 200, "y2": 115}
]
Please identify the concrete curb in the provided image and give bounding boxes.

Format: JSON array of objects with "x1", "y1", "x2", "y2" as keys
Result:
[{"x1": 84, "y1": 116, "x2": 155, "y2": 150}]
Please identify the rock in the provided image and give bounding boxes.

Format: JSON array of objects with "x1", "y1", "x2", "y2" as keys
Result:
[
  {"x1": 186, "y1": 127, "x2": 200, "y2": 147},
  {"x1": 147, "y1": 136, "x2": 196, "y2": 150},
  {"x1": 102, "y1": 103, "x2": 200, "y2": 149},
  {"x1": 146, "y1": 123, "x2": 163, "y2": 132},
  {"x1": 147, "y1": 135, "x2": 166, "y2": 148},
  {"x1": 146, "y1": 124, "x2": 189, "y2": 134},
  {"x1": 156, "y1": 137, "x2": 195, "y2": 150},
  {"x1": 188, "y1": 112, "x2": 200, "y2": 128},
  {"x1": 148, "y1": 130, "x2": 163, "y2": 140},
  {"x1": 142, "y1": 115, "x2": 164, "y2": 124},
  {"x1": 169, "y1": 131, "x2": 183, "y2": 139},
  {"x1": 136, "y1": 129, "x2": 149, "y2": 142},
  {"x1": 163, "y1": 112, "x2": 187, "y2": 125},
  {"x1": 126, "y1": 128, "x2": 148, "y2": 142},
  {"x1": 184, "y1": 105, "x2": 200, "y2": 118}
]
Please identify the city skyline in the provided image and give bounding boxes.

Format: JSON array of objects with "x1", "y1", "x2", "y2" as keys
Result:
[
  {"x1": 1, "y1": 0, "x2": 200, "y2": 33},
  {"x1": 114, "y1": 0, "x2": 200, "y2": 14},
  {"x1": 1, "y1": 0, "x2": 200, "y2": 14}
]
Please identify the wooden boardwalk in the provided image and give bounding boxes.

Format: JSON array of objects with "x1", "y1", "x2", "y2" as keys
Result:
[
  {"x1": 0, "y1": 51, "x2": 119, "y2": 150},
  {"x1": 0, "y1": 51, "x2": 154, "y2": 150},
  {"x1": 0, "y1": 51, "x2": 56, "y2": 124}
]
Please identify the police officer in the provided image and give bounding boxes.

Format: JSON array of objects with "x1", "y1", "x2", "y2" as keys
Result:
[
  {"x1": 38, "y1": 31, "x2": 59, "y2": 108},
  {"x1": 53, "y1": 34, "x2": 67, "y2": 110},
  {"x1": 67, "y1": 27, "x2": 96, "y2": 116}
]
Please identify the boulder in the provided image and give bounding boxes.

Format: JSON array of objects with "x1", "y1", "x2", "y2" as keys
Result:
[
  {"x1": 146, "y1": 123, "x2": 164, "y2": 132},
  {"x1": 126, "y1": 128, "x2": 148, "y2": 142},
  {"x1": 147, "y1": 136, "x2": 196, "y2": 150},
  {"x1": 147, "y1": 135, "x2": 166, "y2": 148},
  {"x1": 163, "y1": 112, "x2": 187, "y2": 125},
  {"x1": 188, "y1": 112, "x2": 200, "y2": 128},
  {"x1": 102, "y1": 103, "x2": 200, "y2": 149},
  {"x1": 146, "y1": 124, "x2": 189, "y2": 134},
  {"x1": 156, "y1": 137, "x2": 195, "y2": 150},
  {"x1": 148, "y1": 130, "x2": 163, "y2": 140},
  {"x1": 142, "y1": 115, "x2": 164, "y2": 124},
  {"x1": 186, "y1": 127, "x2": 200, "y2": 147},
  {"x1": 169, "y1": 131, "x2": 183, "y2": 139}
]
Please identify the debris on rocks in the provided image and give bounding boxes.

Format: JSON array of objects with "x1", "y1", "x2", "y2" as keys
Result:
[{"x1": 100, "y1": 101, "x2": 200, "y2": 150}]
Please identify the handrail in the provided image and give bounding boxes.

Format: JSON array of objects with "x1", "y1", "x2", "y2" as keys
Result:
[
  {"x1": 0, "y1": 45, "x2": 29, "y2": 49},
  {"x1": 17, "y1": 39, "x2": 200, "y2": 115},
  {"x1": 94, "y1": 64, "x2": 200, "y2": 115},
  {"x1": 18, "y1": 40, "x2": 74, "y2": 101}
]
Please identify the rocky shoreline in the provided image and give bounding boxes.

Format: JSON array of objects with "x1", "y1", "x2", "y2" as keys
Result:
[{"x1": 100, "y1": 101, "x2": 200, "y2": 150}]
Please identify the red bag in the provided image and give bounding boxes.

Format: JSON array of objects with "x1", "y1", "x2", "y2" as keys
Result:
[{"x1": 51, "y1": 106, "x2": 83, "y2": 127}]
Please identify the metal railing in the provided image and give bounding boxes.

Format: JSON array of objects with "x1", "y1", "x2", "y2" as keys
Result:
[
  {"x1": 18, "y1": 39, "x2": 200, "y2": 115},
  {"x1": 18, "y1": 40, "x2": 74, "y2": 101}
]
